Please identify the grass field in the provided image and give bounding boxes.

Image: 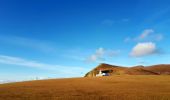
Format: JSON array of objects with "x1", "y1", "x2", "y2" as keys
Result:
[{"x1": 0, "y1": 75, "x2": 170, "y2": 100}]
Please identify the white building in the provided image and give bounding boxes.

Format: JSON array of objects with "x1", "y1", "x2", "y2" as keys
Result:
[{"x1": 96, "y1": 70, "x2": 107, "y2": 76}]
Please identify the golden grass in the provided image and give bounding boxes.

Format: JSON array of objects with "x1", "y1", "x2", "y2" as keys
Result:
[{"x1": 0, "y1": 75, "x2": 170, "y2": 100}]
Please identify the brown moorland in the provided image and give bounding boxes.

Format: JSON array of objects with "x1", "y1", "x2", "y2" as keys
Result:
[
  {"x1": 85, "y1": 63, "x2": 170, "y2": 77},
  {"x1": 0, "y1": 75, "x2": 170, "y2": 100}
]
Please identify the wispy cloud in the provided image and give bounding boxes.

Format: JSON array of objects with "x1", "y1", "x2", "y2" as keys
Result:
[
  {"x1": 125, "y1": 29, "x2": 164, "y2": 42},
  {"x1": 0, "y1": 55, "x2": 88, "y2": 77},
  {"x1": 86, "y1": 48, "x2": 120, "y2": 63},
  {"x1": 136, "y1": 29, "x2": 154, "y2": 40},
  {"x1": 86, "y1": 48, "x2": 105, "y2": 62},
  {"x1": 0, "y1": 35, "x2": 57, "y2": 53}
]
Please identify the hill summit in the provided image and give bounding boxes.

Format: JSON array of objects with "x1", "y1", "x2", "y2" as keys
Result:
[{"x1": 85, "y1": 63, "x2": 170, "y2": 77}]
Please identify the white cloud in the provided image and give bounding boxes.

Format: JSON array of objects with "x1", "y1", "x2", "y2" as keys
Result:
[
  {"x1": 86, "y1": 48, "x2": 120, "y2": 63},
  {"x1": 125, "y1": 29, "x2": 164, "y2": 42},
  {"x1": 130, "y1": 42, "x2": 158, "y2": 57},
  {"x1": 96, "y1": 48, "x2": 105, "y2": 57},
  {"x1": 88, "y1": 55, "x2": 98, "y2": 62},
  {"x1": 136, "y1": 29, "x2": 154, "y2": 40},
  {"x1": 0, "y1": 55, "x2": 88, "y2": 77},
  {"x1": 87, "y1": 48, "x2": 105, "y2": 62}
]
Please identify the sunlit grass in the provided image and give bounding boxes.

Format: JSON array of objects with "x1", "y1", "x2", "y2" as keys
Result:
[{"x1": 0, "y1": 75, "x2": 170, "y2": 100}]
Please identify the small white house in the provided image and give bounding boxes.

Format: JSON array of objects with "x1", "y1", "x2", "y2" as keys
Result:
[
  {"x1": 96, "y1": 70, "x2": 108, "y2": 76},
  {"x1": 96, "y1": 69, "x2": 112, "y2": 77},
  {"x1": 96, "y1": 70, "x2": 103, "y2": 76}
]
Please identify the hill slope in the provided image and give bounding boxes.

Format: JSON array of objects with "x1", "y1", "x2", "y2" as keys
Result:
[
  {"x1": 0, "y1": 76, "x2": 170, "y2": 100},
  {"x1": 85, "y1": 63, "x2": 170, "y2": 77}
]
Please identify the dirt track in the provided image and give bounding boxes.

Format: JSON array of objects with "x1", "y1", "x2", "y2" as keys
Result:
[{"x1": 0, "y1": 75, "x2": 170, "y2": 100}]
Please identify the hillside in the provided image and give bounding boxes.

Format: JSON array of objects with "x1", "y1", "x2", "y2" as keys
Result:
[
  {"x1": 85, "y1": 63, "x2": 170, "y2": 77},
  {"x1": 1, "y1": 76, "x2": 170, "y2": 100}
]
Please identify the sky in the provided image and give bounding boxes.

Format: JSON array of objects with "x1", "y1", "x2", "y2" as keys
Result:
[{"x1": 0, "y1": 0, "x2": 170, "y2": 81}]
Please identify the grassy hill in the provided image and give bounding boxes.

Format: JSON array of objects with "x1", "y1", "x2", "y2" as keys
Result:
[
  {"x1": 0, "y1": 75, "x2": 170, "y2": 100},
  {"x1": 85, "y1": 63, "x2": 170, "y2": 77}
]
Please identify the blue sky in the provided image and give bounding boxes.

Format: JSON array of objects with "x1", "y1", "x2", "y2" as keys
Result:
[{"x1": 0, "y1": 0, "x2": 170, "y2": 81}]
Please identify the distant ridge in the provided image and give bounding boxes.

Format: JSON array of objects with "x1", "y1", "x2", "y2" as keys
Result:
[{"x1": 85, "y1": 63, "x2": 170, "y2": 77}]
